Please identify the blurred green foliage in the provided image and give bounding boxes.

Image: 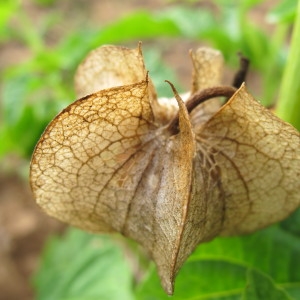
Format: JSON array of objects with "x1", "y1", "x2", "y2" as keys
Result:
[
  {"x1": 1, "y1": 0, "x2": 300, "y2": 299},
  {"x1": 34, "y1": 230, "x2": 134, "y2": 300}
]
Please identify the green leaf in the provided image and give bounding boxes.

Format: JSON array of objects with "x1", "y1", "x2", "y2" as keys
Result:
[
  {"x1": 280, "y1": 208, "x2": 300, "y2": 238},
  {"x1": 276, "y1": 0, "x2": 300, "y2": 130},
  {"x1": 239, "y1": 0, "x2": 265, "y2": 10},
  {"x1": 155, "y1": 6, "x2": 215, "y2": 38},
  {"x1": 143, "y1": 48, "x2": 183, "y2": 96},
  {"x1": 90, "y1": 10, "x2": 180, "y2": 47},
  {"x1": 0, "y1": 125, "x2": 14, "y2": 157},
  {"x1": 2, "y1": 72, "x2": 31, "y2": 125},
  {"x1": 0, "y1": 0, "x2": 19, "y2": 40},
  {"x1": 34, "y1": 0, "x2": 58, "y2": 6},
  {"x1": 33, "y1": 228, "x2": 134, "y2": 300},
  {"x1": 136, "y1": 227, "x2": 300, "y2": 299},
  {"x1": 192, "y1": 227, "x2": 300, "y2": 287},
  {"x1": 136, "y1": 261, "x2": 246, "y2": 300},
  {"x1": 267, "y1": 0, "x2": 297, "y2": 24},
  {"x1": 239, "y1": 23, "x2": 270, "y2": 70},
  {"x1": 58, "y1": 7, "x2": 215, "y2": 60},
  {"x1": 0, "y1": 104, "x2": 48, "y2": 158},
  {"x1": 242, "y1": 269, "x2": 292, "y2": 300}
]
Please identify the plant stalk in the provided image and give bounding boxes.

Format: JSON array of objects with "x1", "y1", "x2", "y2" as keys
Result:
[{"x1": 276, "y1": 0, "x2": 300, "y2": 130}]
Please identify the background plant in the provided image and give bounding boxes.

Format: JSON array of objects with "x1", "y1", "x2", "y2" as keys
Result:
[{"x1": 1, "y1": 0, "x2": 299, "y2": 299}]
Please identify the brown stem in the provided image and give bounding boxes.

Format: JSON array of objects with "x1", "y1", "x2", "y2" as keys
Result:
[
  {"x1": 167, "y1": 86, "x2": 237, "y2": 135},
  {"x1": 232, "y1": 53, "x2": 249, "y2": 89}
]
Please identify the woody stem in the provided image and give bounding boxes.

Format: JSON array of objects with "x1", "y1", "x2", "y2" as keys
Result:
[{"x1": 168, "y1": 86, "x2": 237, "y2": 135}]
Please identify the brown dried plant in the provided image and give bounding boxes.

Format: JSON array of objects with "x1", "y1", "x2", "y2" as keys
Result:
[{"x1": 30, "y1": 44, "x2": 300, "y2": 295}]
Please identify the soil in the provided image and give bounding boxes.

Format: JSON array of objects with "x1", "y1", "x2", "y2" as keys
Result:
[{"x1": 0, "y1": 1, "x2": 278, "y2": 299}]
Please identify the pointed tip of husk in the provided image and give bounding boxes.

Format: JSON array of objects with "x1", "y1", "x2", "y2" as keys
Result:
[{"x1": 161, "y1": 276, "x2": 175, "y2": 295}]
